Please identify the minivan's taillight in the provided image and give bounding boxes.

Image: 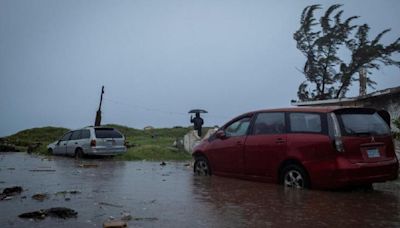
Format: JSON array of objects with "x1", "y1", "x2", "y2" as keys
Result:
[
  {"x1": 90, "y1": 140, "x2": 96, "y2": 147},
  {"x1": 330, "y1": 113, "x2": 344, "y2": 152},
  {"x1": 334, "y1": 136, "x2": 345, "y2": 152}
]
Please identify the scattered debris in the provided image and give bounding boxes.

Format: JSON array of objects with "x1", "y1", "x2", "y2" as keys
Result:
[
  {"x1": 29, "y1": 169, "x2": 56, "y2": 172},
  {"x1": 27, "y1": 142, "x2": 42, "y2": 154},
  {"x1": 98, "y1": 202, "x2": 123, "y2": 208},
  {"x1": 184, "y1": 163, "x2": 191, "y2": 167},
  {"x1": 3, "y1": 196, "x2": 13, "y2": 200},
  {"x1": 65, "y1": 197, "x2": 71, "y2": 201},
  {"x1": 55, "y1": 190, "x2": 81, "y2": 196},
  {"x1": 78, "y1": 163, "x2": 99, "y2": 168},
  {"x1": 103, "y1": 219, "x2": 127, "y2": 228},
  {"x1": 18, "y1": 207, "x2": 78, "y2": 220},
  {"x1": 7, "y1": 168, "x2": 15, "y2": 170},
  {"x1": 32, "y1": 193, "x2": 49, "y2": 201},
  {"x1": 0, "y1": 143, "x2": 19, "y2": 152},
  {"x1": 133, "y1": 217, "x2": 158, "y2": 221},
  {"x1": 120, "y1": 212, "x2": 132, "y2": 221},
  {"x1": 160, "y1": 161, "x2": 166, "y2": 166}
]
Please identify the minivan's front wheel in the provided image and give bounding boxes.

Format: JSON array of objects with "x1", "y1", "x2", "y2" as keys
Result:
[
  {"x1": 75, "y1": 148, "x2": 84, "y2": 159},
  {"x1": 194, "y1": 156, "x2": 211, "y2": 176},
  {"x1": 281, "y1": 164, "x2": 310, "y2": 189}
]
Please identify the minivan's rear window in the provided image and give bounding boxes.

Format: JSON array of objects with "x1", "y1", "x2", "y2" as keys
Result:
[
  {"x1": 337, "y1": 113, "x2": 390, "y2": 136},
  {"x1": 95, "y1": 128, "x2": 123, "y2": 138}
]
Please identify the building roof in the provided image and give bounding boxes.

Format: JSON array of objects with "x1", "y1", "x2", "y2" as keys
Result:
[{"x1": 292, "y1": 86, "x2": 400, "y2": 106}]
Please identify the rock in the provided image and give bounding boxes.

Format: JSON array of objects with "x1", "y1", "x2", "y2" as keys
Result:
[
  {"x1": 18, "y1": 210, "x2": 47, "y2": 220},
  {"x1": 46, "y1": 207, "x2": 78, "y2": 219},
  {"x1": 2, "y1": 186, "x2": 23, "y2": 195},
  {"x1": 103, "y1": 220, "x2": 127, "y2": 228},
  {"x1": 32, "y1": 193, "x2": 48, "y2": 201},
  {"x1": 18, "y1": 207, "x2": 78, "y2": 220},
  {"x1": 160, "y1": 161, "x2": 166, "y2": 166}
]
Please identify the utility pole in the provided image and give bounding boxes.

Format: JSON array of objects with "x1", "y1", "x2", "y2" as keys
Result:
[
  {"x1": 359, "y1": 67, "x2": 367, "y2": 96},
  {"x1": 94, "y1": 86, "x2": 104, "y2": 126}
]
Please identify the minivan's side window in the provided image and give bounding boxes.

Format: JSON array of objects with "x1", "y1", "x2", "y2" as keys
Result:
[
  {"x1": 290, "y1": 113, "x2": 321, "y2": 133},
  {"x1": 60, "y1": 132, "x2": 72, "y2": 141},
  {"x1": 81, "y1": 130, "x2": 90, "y2": 139},
  {"x1": 253, "y1": 112, "x2": 285, "y2": 135},
  {"x1": 225, "y1": 117, "x2": 251, "y2": 137},
  {"x1": 70, "y1": 131, "x2": 81, "y2": 140}
]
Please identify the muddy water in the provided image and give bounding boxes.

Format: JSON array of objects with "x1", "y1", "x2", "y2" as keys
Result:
[{"x1": 0, "y1": 153, "x2": 399, "y2": 227}]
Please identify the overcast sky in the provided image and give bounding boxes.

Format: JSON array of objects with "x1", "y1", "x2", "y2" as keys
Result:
[{"x1": 1, "y1": 0, "x2": 399, "y2": 136}]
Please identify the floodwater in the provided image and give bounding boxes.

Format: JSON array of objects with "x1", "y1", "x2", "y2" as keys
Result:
[{"x1": 0, "y1": 153, "x2": 400, "y2": 227}]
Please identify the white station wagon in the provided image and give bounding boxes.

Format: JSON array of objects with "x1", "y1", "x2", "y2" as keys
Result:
[{"x1": 47, "y1": 126, "x2": 127, "y2": 158}]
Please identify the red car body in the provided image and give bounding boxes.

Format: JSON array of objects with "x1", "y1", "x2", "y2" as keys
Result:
[{"x1": 193, "y1": 107, "x2": 399, "y2": 189}]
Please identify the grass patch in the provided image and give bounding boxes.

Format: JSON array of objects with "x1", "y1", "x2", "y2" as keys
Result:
[
  {"x1": 3, "y1": 124, "x2": 200, "y2": 160},
  {"x1": 108, "y1": 124, "x2": 194, "y2": 161},
  {"x1": 119, "y1": 145, "x2": 191, "y2": 161}
]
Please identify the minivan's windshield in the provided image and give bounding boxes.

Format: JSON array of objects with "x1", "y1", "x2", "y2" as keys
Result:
[
  {"x1": 337, "y1": 112, "x2": 390, "y2": 136},
  {"x1": 95, "y1": 128, "x2": 123, "y2": 138}
]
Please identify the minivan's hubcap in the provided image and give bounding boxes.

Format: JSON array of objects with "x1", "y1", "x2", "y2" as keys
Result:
[
  {"x1": 284, "y1": 170, "x2": 304, "y2": 188},
  {"x1": 195, "y1": 160, "x2": 209, "y2": 176}
]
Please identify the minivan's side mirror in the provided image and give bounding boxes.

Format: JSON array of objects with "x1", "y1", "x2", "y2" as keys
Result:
[{"x1": 215, "y1": 130, "x2": 227, "y2": 139}]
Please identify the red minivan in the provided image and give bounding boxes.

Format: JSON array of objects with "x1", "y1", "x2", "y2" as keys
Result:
[{"x1": 192, "y1": 107, "x2": 399, "y2": 189}]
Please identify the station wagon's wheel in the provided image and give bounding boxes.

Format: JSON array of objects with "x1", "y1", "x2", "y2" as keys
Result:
[
  {"x1": 194, "y1": 156, "x2": 211, "y2": 176},
  {"x1": 281, "y1": 164, "x2": 310, "y2": 189},
  {"x1": 75, "y1": 148, "x2": 84, "y2": 159}
]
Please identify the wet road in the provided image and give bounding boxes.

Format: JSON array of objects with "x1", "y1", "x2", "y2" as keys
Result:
[{"x1": 1, "y1": 153, "x2": 400, "y2": 227}]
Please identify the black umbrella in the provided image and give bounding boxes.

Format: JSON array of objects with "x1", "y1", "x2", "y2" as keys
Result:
[{"x1": 188, "y1": 109, "x2": 208, "y2": 114}]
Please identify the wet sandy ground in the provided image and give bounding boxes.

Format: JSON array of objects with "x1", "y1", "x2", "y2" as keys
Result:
[{"x1": 0, "y1": 153, "x2": 400, "y2": 228}]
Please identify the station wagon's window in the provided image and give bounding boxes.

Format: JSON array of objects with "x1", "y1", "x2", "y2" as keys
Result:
[
  {"x1": 60, "y1": 132, "x2": 72, "y2": 141},
  {"x1": 95, "y1": 128, "x2": 123, "y2": 138},
  {"x1": 70, "y1": 131, "x2": 81, "y2": 140},
  {"x1": 225, "y1": 117, "x2": 251, "y2": 137},
  {"x1": 253, "y1": 112, "x2": 285, "y2": 135},
  {"x1": 81, "y1": 130, "x2": 90, "y2": 139},
  {"x1": 290, "y1": 113, "x2": 321, "y2": 133}
]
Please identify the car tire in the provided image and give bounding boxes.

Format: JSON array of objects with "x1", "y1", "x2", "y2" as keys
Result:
[
  {"x1": 75, "y1": 148, "x2": 84, "y2": 159},
  {"x1": 281, "y1": 164, "x2": 310, "y2": 189},
  {"x1": 194, "y1": 156, "x2": 211, "y2": 176},
  {"x1": 48, "y1": 148, "x2": 53, "y2": 155}
]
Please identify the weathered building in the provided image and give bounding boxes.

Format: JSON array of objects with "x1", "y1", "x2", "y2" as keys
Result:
[{"x1": 292, "y1": 86, "x2": 400, "y2": 131}]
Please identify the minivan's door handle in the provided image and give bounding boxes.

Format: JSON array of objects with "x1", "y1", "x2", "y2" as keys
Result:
[{"x1": 275, "y1": 138, "x2": 286, "y2": 144}]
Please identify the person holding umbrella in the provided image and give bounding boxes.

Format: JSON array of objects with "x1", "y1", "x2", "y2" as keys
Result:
[{"x1": 189, "y1": 109, "x2": 207, "y2": 137}]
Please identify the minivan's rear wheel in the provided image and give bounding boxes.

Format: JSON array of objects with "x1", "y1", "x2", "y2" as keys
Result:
[
  {"x1": 194, "y1": 156, "x2": 211, "y2": 176},
  {"x1": 281, "y1": 164, "x2": 310, "y2": 189},
  {"x1": 75, "y1": 148, "x2": 84, "y2": 159}
]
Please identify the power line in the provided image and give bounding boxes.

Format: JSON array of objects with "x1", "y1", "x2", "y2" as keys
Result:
[{"x1": 103, "y1": 98, "x2": 230, "y2": 120}]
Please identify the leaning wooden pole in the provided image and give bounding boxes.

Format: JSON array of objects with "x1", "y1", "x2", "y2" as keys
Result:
[{"x1": 94, "y1": 86, "x2": 104, "y2": 126}]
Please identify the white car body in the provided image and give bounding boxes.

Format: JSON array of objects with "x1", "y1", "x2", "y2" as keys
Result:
[{"x1": 47, "y1": 126, "x2": 127, "y2": 157}]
